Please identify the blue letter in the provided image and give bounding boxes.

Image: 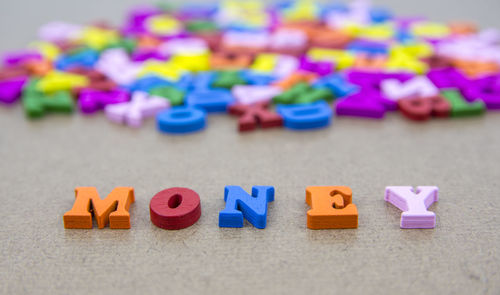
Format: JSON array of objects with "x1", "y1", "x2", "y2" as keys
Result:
[
  {"x1": 219, "y1": 186, "x2": 275, "y2": 229},
  {"x1": 156, "y1": 106, "x2": 206, "y2": 134},
  {"x1": 186, "y1": 89, "x2": 235, "y2": 112},
  {"x1": 277, "y1": 101, "x2": 332, "y2": 130}
]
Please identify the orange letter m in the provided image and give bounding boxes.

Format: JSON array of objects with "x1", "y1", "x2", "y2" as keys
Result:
[{"x1": 63, "y1": 187, "x2": 135, "y2": 229}]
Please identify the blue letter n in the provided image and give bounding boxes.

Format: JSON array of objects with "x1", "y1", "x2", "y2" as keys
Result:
[{"x1": 219, "y1": 186, "x2": 275, "y2": 229}]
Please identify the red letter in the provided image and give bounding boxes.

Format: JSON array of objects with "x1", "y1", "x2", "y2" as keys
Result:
[{"x1": 150, "y1": 187, "x2": 201, "y2": 230}]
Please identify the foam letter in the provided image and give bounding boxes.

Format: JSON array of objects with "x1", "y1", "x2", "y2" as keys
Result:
[
  {"x1": 78, "y1": 88, "x2": 129, "y2": 114},
  {"x1": 185, "y1": 89, "x2": 234, "y2": 112},
  {"x1": 104, "y1": 91, "x2": 169, "y2": 127},
  {"x1": 156, "y1": 106, "x2": 206, "y2": 134},
  {"x1": 219, "y1": 186, "x2": 274, "y2": 229},
  {"x1": 0, "y1": 76, "x2": 28, "y2": 104},
  {"x1": 306, "y1": 186, "x2": 358, "y2": 229},
  {"x1": 398, "y1": 95, "x2": 451, "y2": 120},
  {"x1": 385, "y1": 186, "x2": 438, "y2": 228},
  {"x1": 441, "y1": 90, "x2": 485, "y2": 117},
  {"x1": 231, "y1": 85, "x2": 282, "y2": 105},
  {"x1": 63, "y1": 187, "x2": 135, "y2": 229},
  {"x1": 228, "y1": 101, "x2": 283, "y2": 132},
  {"x1": 277, "y1": 101, "x2": 332, "y2": 129},
  {"x1": 335, "y1": 91, "x2": 386, "y2": 118},
  {"x1": 150, "y1": 187, "x2": 202, "y2": 230},
  {"x1": 381, "y1": 76, "x2": 438, "y2": 100}
]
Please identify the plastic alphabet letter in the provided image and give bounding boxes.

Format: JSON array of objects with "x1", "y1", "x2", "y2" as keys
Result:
[
  {"x1": 385, "y1": 186, "x2": 438, "y2": 229},
  {"x1": 231, "y1": 85, "x2": 282, "y2": 105},
  {"x1": 0, "y1": 76, "x2": 28, "y2": 104},
  {"x1": 306, "y1": 186, "x2": 358, "y2": 229},
  {"x1": 63, "y1": 187, "x2": 135, "y2": 229},
  {"x1": 23, "y1": 90, "x2": 74, "y2": 118},
  {"x1": 104, "y1": 91, "x2": 169, "y2": 127},
  {"x1": 441, "y1": 90, "x2": 485, "y2": 117},
  {"x1": 150, "y1": 187, "x2": 202, "y2": 230},
  {"x1": 185, "y1": 89, "x2": 235, "y2": 112},
  {"x1": 398, "y1": 96, "x2": 451, "y2": 120},
  {"x1": 228, "y1": 102, "x2": 283, "y2": 132},
  {"x1": 156, "y1": 106, "x2": 206, "y2": 134},
  {"x1": 78, "y1": 89, "x2": 129, "y2": 114},
  {"x1": 219, "y1": 186, "x2": 275, "y2": 229},
  {"x1": 335, "y1": 91, "x2": 386, "y2": 118},
  {"x1": 381, "y1": 76, "x2": 438, "y2": 100},
  {"x1": 314, "y1": 74, "x2": 359, "y2": 98},
  {"x1": 277, "y1": 101, "x2": 332, "y2": 130}
]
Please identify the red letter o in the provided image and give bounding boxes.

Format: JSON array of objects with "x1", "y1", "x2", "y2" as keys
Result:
[{"x1": 150, "y1": 187, "x2": 201, "y2": 230}]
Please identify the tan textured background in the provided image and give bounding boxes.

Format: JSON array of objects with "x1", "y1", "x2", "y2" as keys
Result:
[{"x1": 1, "y1": 1, "x2": 500, "y2": 294}]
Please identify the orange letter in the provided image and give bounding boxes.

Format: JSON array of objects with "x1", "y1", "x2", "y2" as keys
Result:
[
  {"x1": 63, "y1": 187, "x2": 135, "y2": 229},
  {"x1": 306, "y1": 186, "x2": 358, "y2": 229}
]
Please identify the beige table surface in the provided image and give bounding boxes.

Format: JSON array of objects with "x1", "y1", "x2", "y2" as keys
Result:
[{"x1": 1, "y1": 1, "x2": 500, "y2": 294}]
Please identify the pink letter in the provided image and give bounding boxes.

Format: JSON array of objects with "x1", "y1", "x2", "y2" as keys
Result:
[{"x1": 385, "y1": 186, "x2": 438, "y2": 229}]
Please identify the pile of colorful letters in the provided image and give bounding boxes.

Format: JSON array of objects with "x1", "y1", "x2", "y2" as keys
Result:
[{"x1": 1, "y1": 0, "x2": 499, "y2": 133}]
